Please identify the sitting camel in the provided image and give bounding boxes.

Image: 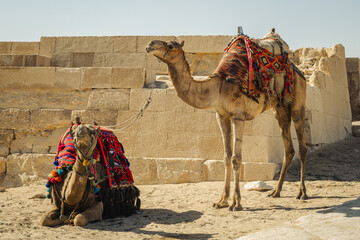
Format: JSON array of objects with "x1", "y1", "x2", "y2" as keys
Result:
[
  {"x1": 40, "y1": 123, "x2": 140, "y2": 226},
  {"x1": 146, "y1": 28, "x2": 307, "y2": 211}
]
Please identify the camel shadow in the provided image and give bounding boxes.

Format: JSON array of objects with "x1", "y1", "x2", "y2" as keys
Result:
[{"x1": 86, "y1": 208, "x2": 213, "y2": 239}]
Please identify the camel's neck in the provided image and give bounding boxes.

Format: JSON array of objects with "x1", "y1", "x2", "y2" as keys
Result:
[
  {"x1": 64, "y1": 149, "x2": 91, "y2": 205},
  {"x1": 167, "y1": 55, "x2": 221, "y2": 109}
]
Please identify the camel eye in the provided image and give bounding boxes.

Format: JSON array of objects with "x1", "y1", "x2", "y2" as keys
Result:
[{"x1": 168, "y1": 44, "x2": 173, "y2": 49}]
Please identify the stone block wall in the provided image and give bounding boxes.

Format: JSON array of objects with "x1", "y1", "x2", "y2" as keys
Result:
[{"x1": 0, "y1": 35, "x2": 353, "y2": 187}]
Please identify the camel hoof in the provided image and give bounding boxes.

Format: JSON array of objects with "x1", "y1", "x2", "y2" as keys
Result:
[
  {"x1": 296, "y1": 194, "x2": 309, "y2": 200},
  {"x1": 268, "y1": 191, "x2": 280, "y2": 198},
  {"x1": 229, "y1": 205, "x2": 243, "y2": 211},
  {"x1": 213, "y1": 202, "x2": 229, "y2": 209}
]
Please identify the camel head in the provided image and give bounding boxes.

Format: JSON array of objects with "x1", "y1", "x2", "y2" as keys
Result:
[
  {"x1": 71, "y1": 124, "x2": 100, "y2": 159},
  {"x1": 146, "y1": 40, "x2": 185, "y2": 64}
]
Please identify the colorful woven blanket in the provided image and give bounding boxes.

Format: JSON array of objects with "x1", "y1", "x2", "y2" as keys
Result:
[
  {"x1": 54, "y1": 125, "x2": 134, "y2": 187},
  {"x1": 213, "y1": 35, "x2": 294, "y2": 102}
]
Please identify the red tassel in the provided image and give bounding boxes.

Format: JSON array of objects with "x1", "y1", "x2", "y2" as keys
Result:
[{"x1": 58, "y1": 143, "x2": 65, "y2": 152}]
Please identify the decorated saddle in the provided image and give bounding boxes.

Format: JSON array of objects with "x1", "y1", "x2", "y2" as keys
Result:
[
  {"x1": 46, "y1": 124, "x2": 140, "y2": 218},
  {"x1": 213, "y1": 35, "x2": 294, "y2": 103}
]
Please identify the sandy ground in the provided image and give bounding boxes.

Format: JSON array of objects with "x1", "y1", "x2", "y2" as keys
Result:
[{"x1": 0, "y1": 135, "x2": 359, "y2": 240}]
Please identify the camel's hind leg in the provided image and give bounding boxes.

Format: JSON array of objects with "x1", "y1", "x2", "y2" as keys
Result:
[
  {"x1": 269, "y1": 105, "x2": 294, "y2": 198},
  {"x1": 39, "y1": 205, "x2": 62, "y2": 227},
  {"x1": 293, "y1": 109, "x2": 308, "y2": 200}
]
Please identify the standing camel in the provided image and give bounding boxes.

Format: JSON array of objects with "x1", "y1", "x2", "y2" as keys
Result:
[{"x1": 146, "y1": 30, "x2": 307, "y2": 211}]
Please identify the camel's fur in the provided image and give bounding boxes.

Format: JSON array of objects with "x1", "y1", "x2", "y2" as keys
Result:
[
  {"x1": 40, "y1": 124, "x2": 104, "y2": 226},
  {"x1": 146, "y1": 29, "x2": 307, "y2": 211}
]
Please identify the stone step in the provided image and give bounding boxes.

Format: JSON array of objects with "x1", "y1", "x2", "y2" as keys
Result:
[
  {"x1": 0, "y1": 55, "x2": 50, "y2": 67},
  {"x1": 0, "y1": 154, "x2": 279, "y2": 187}
]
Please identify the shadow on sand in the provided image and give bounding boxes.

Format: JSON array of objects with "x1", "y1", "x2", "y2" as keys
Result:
[
  {"x1": 317, "y1": 197, "x2": 360, "y2": 218},
  {"x1": 86, "y1": 208, "x2": 213, "y2": 239}
]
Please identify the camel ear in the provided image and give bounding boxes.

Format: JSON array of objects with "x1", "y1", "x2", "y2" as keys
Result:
[{"x1": 180, "y1": 40, "x2": 185, "y2": 47}]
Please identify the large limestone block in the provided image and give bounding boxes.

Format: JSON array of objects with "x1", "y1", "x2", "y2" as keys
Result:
[
  {"x1": 308, "y1": 110, "x2": 327, "y2": 145},
  {"x1": 154, "y1": 158, "x2": 205, "y2": 184},
  {"x1": 55, "y1": 36, "x2": 113, "y2": 53},
  {"x1": 54, "y1": 68, "x2": 81, "y2": 89},
  {"x1": 25, "y1": 67, "x2": 55, "y2": 88},
  {"x1": 11, "y1": 55, "x2": 24, "y2": 66},
  {"x1": 199, "y1": 135, "x2": 224, "y2": 160},
  {"x1": 173, "y1": 111, "x2": 216, "y2": 135},
  {"x1": 112, "y1": 68, "x2": 145, "y2": 89},
  {"x1": 39, "y1": 37, "x2": 55, "y2": 58},
  {"x1": 130, "y1": 88, "x2": 166, "y2": 112},
  {"x1": 87, "y1": 89, "x2": 130, "y2": 110},
  {"x1": 241, "y1": 135, "x2": 284, "y2": 163},
  {"x1": 10, "y1": 127, "x2": 68, "y2": 154},
  {"x1": 72, "y1": 53, "x2": 94, "y2": 67},
  {"x1": 0, "y1": 55, "x2": 11, "y2": 66},
  {"x1": 0, "y1": 108, "x2": 31, "y2": 131},
  {"x1": 36, "y1": 56, "x2": 51, "y2": 67},
  {"x1": 11, "y1": 42, "x2": 39, "y2": 55},
  {"x1": 165, "y1": 132, "x2": 201, "y2": 158},
  {"x1": 71, "y1": 110, "x2": 118, "y2": 126},
  {"x1": 128, "y1": 157, "x2": 157, "y2": 184},
  {"x1": 0, "y1": 67, "x2": 26, "y2": 88},
  {"x1": 24, "y1": 55, "x2": 37, "y2": 66},
  {"x1": 4, "y1": 153, "x2": 55, "y2": 187},
  {"x1": 0, "y1": 130, "x2": 15, "y2": 157},
  {"x1": 137, "y1": 36, "x2": 176, "y2": 53},
  {"x1": 305, "y1": 85, "x2": 322, "y2": 112},
  {"x1": 203, "y1": 160, "x2": 237, "y2": 181},
  {"x1": 185, "y1": 53, "x2": 223, "y2": 75},
  {"x1": 115, "y1": 110, "x2": 175, "y2": 157},
  {"x1": 176, "y1": 35, "x2": 233, "y2": 53},
  {"x1": 113, "y1": 36, "x2": 137, "y2": 53},
  {"x1": 252, "y1": 110, "x2": 280, "y2": 137},
  {"x1": 30, "y1": 109, "x2": 71, "y2": 131},
  {"x1": 0, "y1": 42, "x2": 12, "y2": 54},
  {"x1": 0, "y1": 89, "x2": 90, "y2": 110},
  {"x1": 93, "y1": 53, "x2": 146, "y2": 68},
  {"x1": 242, "y1": 162, "x2": 279, "y2": 181},
  {"x1": 50, "y1": 53, "x2": 73, "y2": 67},
  {"x1": 81, "y1": 67, "x2": 112, "y2": 89}
]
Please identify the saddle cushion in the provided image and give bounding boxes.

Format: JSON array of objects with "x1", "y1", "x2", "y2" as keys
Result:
[
  {"x1": 54, "y1": 125, "x2": 134, "y2": 187},
  {"x1": 213, "y1": 35, "x2": 294, "y2": 102}
]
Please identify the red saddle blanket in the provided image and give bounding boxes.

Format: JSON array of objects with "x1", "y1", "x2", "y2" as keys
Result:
[
  {"x1": 54, "y1": 125, "x2": 134, "y2": 187},
  {"x1": 213, "y1": 35, "x2": 294, "y2": 102}
]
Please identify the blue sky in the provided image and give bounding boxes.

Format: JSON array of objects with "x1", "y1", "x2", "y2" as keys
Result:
[{"x1": 1, "y1": 0, "x2": 359, "y2": 57}]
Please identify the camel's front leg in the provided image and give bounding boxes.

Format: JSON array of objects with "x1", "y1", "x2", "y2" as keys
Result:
[
  {"x1": 229, "y1": 115, "x2": 245, "y2": 211},
  {"x1": 40, "y1": 205, "x2": 62, "y2": 227},
  {"x1": 73, "y1": 201, "x2": 103, "y2": 226},
  {"x1": 213, "y1": 113, "x2": 232, "y2": 209}
]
